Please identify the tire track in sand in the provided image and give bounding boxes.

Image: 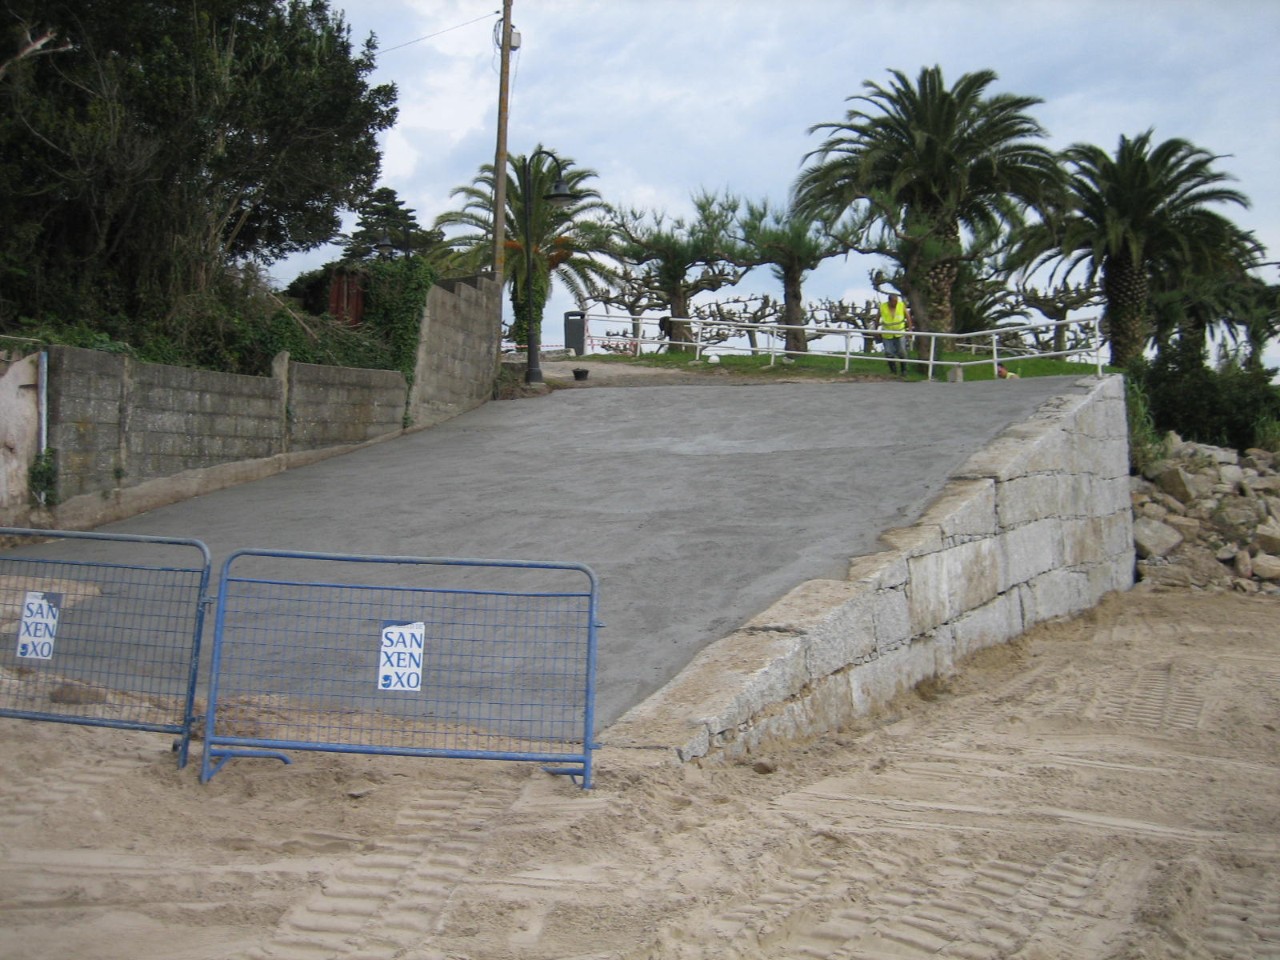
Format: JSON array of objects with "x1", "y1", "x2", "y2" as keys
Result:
[{"x1": 242, "y1": 777, "x2": 520, "y2": 960}]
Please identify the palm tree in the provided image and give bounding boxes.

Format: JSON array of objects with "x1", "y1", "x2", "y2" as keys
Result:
[
  {"x1": 1019, "y1": 130, "x2": 1255, "y2": 368},
  {"x1": 433, "y1": 147, "x2": 610, "y2": 345},
  {"x1": 793, "y1": 65, "x2": 1060, "y2": 333},
  {"x1": 1149, "y1": 228, "x2": 1265, "y2": 362},
  {"x1": 735, "y1": 200, "x2": 842, "y2": 353}
]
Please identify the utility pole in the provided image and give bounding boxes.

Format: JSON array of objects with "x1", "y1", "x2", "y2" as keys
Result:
[{"x1": 491, "y1": 0, "x2": 514, "y2": 278}]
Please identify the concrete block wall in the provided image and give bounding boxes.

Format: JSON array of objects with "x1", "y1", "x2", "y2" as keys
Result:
[
  {"x1": 127, "y1": 359, "x2": 283, "y2": 481},
  {"x1": 44, "y1": 347, "x2": 130, "y2": 501},
  {"x1": 409, "y1": 275, "x2": 503, "y2": 427},
  {"x1": 4, "y1": 274, "x2": 502, "y2": 531},
  {"x1": 287, "y1": 361, "x2": 406, "y2": 449},
  {"x1": 13, "y1": 345, "x2": 408, "y2": 529},
  {"x1": 605, "y1": 375, "x2": 1134, "y2": 762},
  {"x1": 42, "y1": 347, "x2": 288, "y2": 503}
]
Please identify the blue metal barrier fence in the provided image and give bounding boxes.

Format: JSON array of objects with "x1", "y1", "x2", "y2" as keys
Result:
[
  {"x1": 202, "y1": 549, "x2": 601, "y2": 787},
  {"x1": 0, "y1": 527, "x2": 211, "y2": 767}
]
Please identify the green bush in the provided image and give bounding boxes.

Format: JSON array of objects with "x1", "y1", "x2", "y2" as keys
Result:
[
  {"x1": 1254, "y1": 416, "x2": 1280, "y2": 454},
  {"x1": 1135, "y1": 340, "x2": 1280, "y2": 452},
  {"x1": 28, "y1": 448, "x2": 57, "y2": 506},
  {"x1": 8, "y1": 259, "x2": 436, "y2": 378}
]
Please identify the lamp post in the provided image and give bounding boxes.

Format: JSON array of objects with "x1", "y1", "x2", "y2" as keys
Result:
[{"x1": 519, "y1": 149, "x2": 575, "y2": 384}]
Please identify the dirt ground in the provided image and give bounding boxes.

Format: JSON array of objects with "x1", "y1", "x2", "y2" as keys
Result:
[{"x1": 1, "y1": 582, "x2": 1277, "y2": 960}]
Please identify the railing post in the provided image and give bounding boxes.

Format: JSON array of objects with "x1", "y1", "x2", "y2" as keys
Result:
[{"x1": 1094, "y1": 318, "x2": 1104, "y2": 377}]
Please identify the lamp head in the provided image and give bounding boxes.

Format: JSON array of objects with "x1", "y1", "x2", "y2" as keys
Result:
[{"x1": 544, "y1": 177, "x2": 575, "y2": 209}]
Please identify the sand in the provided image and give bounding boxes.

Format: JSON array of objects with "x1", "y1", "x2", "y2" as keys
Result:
[{"x1": 1, "y1": 582, "x2": 1277, "y2": 959}]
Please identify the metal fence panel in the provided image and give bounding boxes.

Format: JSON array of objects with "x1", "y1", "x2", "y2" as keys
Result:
[
  {"x1": 202, "y1": 549, "x2": 600, "y2": 787},
  {"x1": 0, "y1": 527, "x2": 211, "y2": 767}
]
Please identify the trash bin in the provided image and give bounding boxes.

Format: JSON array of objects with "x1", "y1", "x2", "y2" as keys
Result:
[{"x1": 564, "y1": 311, "x2": 586, "y2": 356}]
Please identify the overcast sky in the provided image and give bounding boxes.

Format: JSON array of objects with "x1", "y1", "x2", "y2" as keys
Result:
[{"x1": 277, "y1": 0, "x2": 1280, "y2": 359}]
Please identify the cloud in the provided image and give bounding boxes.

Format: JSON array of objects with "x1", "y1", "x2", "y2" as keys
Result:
[{"x1": 277, "y1": 0, "x2": 1280, "y2": 354}]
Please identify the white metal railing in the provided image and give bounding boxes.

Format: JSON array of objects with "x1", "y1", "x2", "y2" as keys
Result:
[{"x1": 570, "y1": 313, "x2": 1105, "y2": 379}]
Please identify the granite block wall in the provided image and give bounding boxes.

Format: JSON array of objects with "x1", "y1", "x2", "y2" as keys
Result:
[{"x1": 605, "y1": 375, "x2": 1135, "y2": 763}]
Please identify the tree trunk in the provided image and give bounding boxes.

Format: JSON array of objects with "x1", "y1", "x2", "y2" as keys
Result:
[
  {"x1": 921, "y1": 219, "x2": 961, "y2": 334},
  {"x1": 1103, "y1": 255, "x2": 1149, "y2": 368},
  {"x1": 665, "y1": 285, "x2": 696, "y2": 354},
  {"x1": 782, "y1": 270, "x2": 807, "y2": 354}
]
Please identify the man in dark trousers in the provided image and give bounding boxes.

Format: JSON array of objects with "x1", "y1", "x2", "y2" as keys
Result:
[{"x1": 878, "y1": 293, "x2": 913, "y2": 378}]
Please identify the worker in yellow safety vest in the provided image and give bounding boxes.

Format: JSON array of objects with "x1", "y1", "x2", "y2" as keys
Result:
[{"x1": 878, "y1": 293, "x2": 913, "y2": 378}]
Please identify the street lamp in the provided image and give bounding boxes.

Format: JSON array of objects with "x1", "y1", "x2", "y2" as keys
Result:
[
  {"x1": 519, "y1": 149, "x2": 576, "y2": 384},
  {"x1": 375, "y1": 227, "x2": 412, "y2": 260}
]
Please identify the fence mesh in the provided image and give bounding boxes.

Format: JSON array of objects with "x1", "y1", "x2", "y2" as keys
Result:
[
  {"x1": 0, "y1": 528, "x2": 210, "y2": 764},
  {"x1": 203, "y1": 550, "x2": 599, "y2": 785}
]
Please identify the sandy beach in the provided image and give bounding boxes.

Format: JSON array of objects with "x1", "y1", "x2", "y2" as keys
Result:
[{"x1": 2, "y1": 582, "x2": 1277, "y2": 959}]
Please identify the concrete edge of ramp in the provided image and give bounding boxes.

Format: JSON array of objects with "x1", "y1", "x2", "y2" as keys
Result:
[{"x1": 598, "y1": 374, "x2": 1134, "y2": 768}]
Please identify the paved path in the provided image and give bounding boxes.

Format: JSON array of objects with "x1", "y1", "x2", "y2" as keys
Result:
[{"x1": 95, "y1": 373, "x2": 1090, "y2": 728}]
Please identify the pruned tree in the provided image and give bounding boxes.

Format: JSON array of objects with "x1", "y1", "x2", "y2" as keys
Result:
[
  {"x1": 733, "y1": 200, "x2": 842, "y2": 353},
  {"x1": 582, "y1": 254, "x2": 668, "y2": 344},
  {"x1": 601, "y1": 191, "x2": 747, "y2": 353},
  {"x1": 691, "y1": 294, "x2": 778, "y2": 353},
  {"x1": 811, "y1": 297, "x2": 881, "y2": 354},
  {"x1": 1016, "y1": 282, "x2": 1103, "y2": 352}
]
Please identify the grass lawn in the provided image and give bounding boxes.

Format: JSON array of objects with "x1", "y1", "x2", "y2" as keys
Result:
[{"x1": 575, "y1": 348, "x2": 1111, "y2": 381}]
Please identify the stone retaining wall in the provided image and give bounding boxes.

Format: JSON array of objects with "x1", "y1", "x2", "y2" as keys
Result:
[{"x1": 605, "y1": 375, "x2": 1134, "y2": 762}]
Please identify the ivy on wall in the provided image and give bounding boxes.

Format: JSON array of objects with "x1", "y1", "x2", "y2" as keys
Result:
[{"x1": 362, "y1": 258, "x2": 436, "y2": 384}]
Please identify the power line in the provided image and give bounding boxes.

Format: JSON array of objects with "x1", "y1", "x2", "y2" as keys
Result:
[{"x1": 378, "y1": 10, "x2": 499, "y2": 56}]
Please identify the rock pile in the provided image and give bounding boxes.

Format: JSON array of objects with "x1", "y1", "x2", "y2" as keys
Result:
[{"x1": 1131, "y1": 435, "x2": 1280, "y2": 593}]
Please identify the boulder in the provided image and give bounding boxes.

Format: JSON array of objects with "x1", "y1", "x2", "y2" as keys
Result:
[
  {"x1": 1165, "y1": 515, "x2": 1202, "y2": 539},
  {"x1": 1250, "y1": 475, "x2": 1280, "y2": 495},
  {"x1": 1256, "y1": 520, "x2": 1280, "y2": 555},
  {"x1": 1155, "y1": 465, "x2": 1214, "y2": 505},
  {"x1": 1211, "y1": 500, "x2": 1264, "y2": 540},
  {"x1": 1133, "y1": 517, "x2": 1183, "y2": 559},
  {"x1": 1218, "y1": 463, "x2": 1245, "y2": 489},
  {"x1": 1252, "y1": 553, "x2": 1280, "y2": 581},
  {"x1": 1234, "y1": 550, "x2": 1253, "y2": 579}
]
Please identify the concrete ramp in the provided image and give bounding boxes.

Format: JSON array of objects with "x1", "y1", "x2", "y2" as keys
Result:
[{"x1": 90, "y1": 374, "x2": 1131, "y2": 745}]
